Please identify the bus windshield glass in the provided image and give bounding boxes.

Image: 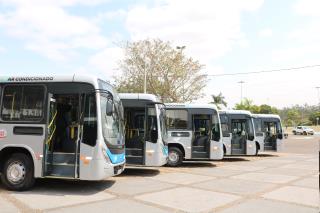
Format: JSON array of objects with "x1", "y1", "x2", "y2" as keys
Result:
[
  {"x1": 100, "y1": 94, "x2": 124, "y2": 147},
  {"x1": 212, "y1": 110, "x2": 221, "y2": 141},
  {"x1": 158, "y1": 104, "x2": 168, "y2": 143}
]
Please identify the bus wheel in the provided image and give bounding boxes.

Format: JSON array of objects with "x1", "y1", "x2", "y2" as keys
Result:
[
  {"x1": 167, "y1": 147, "x2": 183, "y2": 167},
  {"x1": 1, "y1": 153, "x2": 35, "y2": 191}
]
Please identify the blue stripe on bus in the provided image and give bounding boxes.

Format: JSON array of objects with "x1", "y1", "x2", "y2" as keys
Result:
[
  {"x1": 162, "y1": 145, "x2": 168, "y2": 156},
  {"x1": 106, "y1": 149, "x2": 126, "y2": 164}
]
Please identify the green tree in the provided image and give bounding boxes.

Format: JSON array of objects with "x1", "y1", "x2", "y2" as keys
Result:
[
  {"x1": 115, "y1": 39, "x2": 207, "y2": 102},
  {"x1": 259, "y1": 104, "x2": 279, "y2": 114},
  {"x1": 309, "y1": 111, "x2": 320, "y2": 125},
  {"x1": 285, "y1": 109, "x2": 300, "y2": 126},
  {"x1": 210, "y1": 92, "x2": 227, "y2": 109}
]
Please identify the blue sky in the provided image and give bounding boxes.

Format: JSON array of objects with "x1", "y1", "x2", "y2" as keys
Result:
[{"x1": 0, "y1": 0, "x2": 319, "y2": 108}]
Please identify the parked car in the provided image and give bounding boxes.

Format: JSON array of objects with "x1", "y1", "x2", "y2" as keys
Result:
[{"x1": 292, "y1": 126, "x2": 314, "y2": 135}]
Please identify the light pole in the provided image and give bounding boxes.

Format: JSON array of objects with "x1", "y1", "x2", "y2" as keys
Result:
[
  {"x1": 177, "y1": 46, "x2": 186, "y2": 101},
  {"x1": 238, "y1": 81, "x2": 245, "y2": 104},
  {"x1": 316, "y1": 117, "x2": 319, "y2": 126}
]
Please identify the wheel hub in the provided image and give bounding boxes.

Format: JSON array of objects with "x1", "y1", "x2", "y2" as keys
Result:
[
  {"x1": 7, "y1": 161, "x2": 26, "y2": 184},
  {"x1": 169, "y1": 151, "x2": 178, "y2": 163}
]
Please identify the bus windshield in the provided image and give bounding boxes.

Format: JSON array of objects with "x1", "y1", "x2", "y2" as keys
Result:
[
  {"x1": 158, "y1": 104, "x2": 168, "y2": 143},
  {"x1": 100, "y1": 94, "x2": 124, "y2": 147},
  {"x1": 212, "y1": 110, "x2": 221, "y2": 141}
]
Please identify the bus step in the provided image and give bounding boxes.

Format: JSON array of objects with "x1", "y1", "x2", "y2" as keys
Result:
[
  {"x1": 192, "y1": 151, "x2": 208, "y2": 158},
  {"x1": 126, "y1": 148, "x2": 143, "y2": 156},
  {"x1": 192, "y1": 146, "x2": 206, "y2": 152},
  {"x1": 46, "y1": 152, "x2": 77, "y2": 164},
  {"x1": 264, "y1": 146, "x2": 276, "y2": 151},
  {"x1": 48, "y1": 163, "x2": 77, "y2": 178},
  {"x1": 126, "y1": 156, "x2": 143, "y2": 165}
]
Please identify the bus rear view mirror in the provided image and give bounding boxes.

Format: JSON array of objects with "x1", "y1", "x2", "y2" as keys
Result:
[
  {"x1": 106, "y1": 99, "x2": 113, "y2": 116},
  {"x1": 278, "y1": 133, "x2": 283, "y2": 140}
]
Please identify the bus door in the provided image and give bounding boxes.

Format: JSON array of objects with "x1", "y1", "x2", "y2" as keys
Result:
[
  {"x1": 231, "y1": 119, "x2": 247, "y2": 154},
  {"x1": 145, "y1": 104, "x2": 159, "y2": 166},
  {"x1": 124, "y1": 109, "x2": 145, "y2": 165},
  {"x1": 44, "y1": 94, "x2": 82, "y2": 178},
  {"x1": 263, "y1": 121, "x2": 277, "y2": 151},
  {"x1": 254, "y1": 118, "x2": 264, "y2": 152},
  {"x1": 192, "y1": 114, "x2": 210, "y2": 158}
]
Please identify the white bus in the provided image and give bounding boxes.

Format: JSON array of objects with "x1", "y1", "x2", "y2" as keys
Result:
[
  {"x1": 0, "y1": 75, "x2": 125, "y2": 191},
  {"x1": 119, "y1": 93, "x2": 168, "y2": 166},
  {"x1": 219, "y1": 110, "x2": 257, "y2": 155},
  {"x1": 253, "y1": 114, "x2": 284, "y2": 152},
  {"x1": 165, "y1": 104, "x2": 224, "y2": 166}
]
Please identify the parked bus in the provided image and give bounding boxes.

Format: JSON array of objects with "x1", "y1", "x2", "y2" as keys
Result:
[
  {"x1": 119, "y1": 93, "x2": 168, "y2": 166},
  {"x1": 219, "y1": 110, "x2": 257, "y2": 155},
  {"x1": 165, "y1": 104, "x2": 224, "y2": 166},
  {"x1": 253, "y1": 114, "x2": 284, "y2": 152},
  {"x1": 0, "y1": 75, "x2": 125, "y2": 191}
]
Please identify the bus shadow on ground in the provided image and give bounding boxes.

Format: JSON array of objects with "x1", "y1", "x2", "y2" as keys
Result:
[
  {"x1": 219, "y1": 157, "x2": 250, "y2": 162},
  {"x1": 179, "y1": 161, "x2": 216, "y2": 168},
  {"x1": 120, "y1": 167, "x2": 160, "y2": 177},
  {"x1": 256, "y1": 153, "x2": 279, "y2": 158},
  {"x1": 2, "y1": 179, "x2": 116, "y2": 196}
]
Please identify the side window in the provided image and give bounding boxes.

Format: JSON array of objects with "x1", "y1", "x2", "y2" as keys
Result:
[
  {"x1": 82, "y1": 94, "x2": 97, "y2": 146},
  {"x1": 1, "y1": 85, "x2": 45, "y2": 122},
  {"x1": 166, "y1": 109, "x2": 188, "y2": 129}
]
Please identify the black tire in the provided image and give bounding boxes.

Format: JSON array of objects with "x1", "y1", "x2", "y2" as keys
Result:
[
  {"x1": 1, "y1": 153, "x2": 35, "y2": 191},
  {"x1": 293, "y1": 131, "x2": 296, "y2": 135},
  {"x1": 303, "y1": 131, "x2": 307, "y2": 135},
  {"x1": 167, "y1": 147, "x2": 183, "y2": 167}
]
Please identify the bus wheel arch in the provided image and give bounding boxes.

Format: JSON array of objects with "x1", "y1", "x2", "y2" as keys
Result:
[
  {"x1": 167, "y1": 144, "x2": 184, "y2": 167},
  {"x1": 0, "y1": 147, "x2": 35, "y2": 191}
]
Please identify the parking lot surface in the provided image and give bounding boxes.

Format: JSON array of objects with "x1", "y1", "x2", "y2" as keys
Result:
[{"x1": 0, "y1": 135, "x2": 319, "y2": 213}]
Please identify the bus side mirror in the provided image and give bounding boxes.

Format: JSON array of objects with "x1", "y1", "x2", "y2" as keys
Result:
[
  {"x1": 150, "y1": 129, "x2": 158, "y2": 143},
  {"x1": 248, "y1": 134, "x2": 254, "y2": 141},
  {"x1": 278, "y1": 133, "x2": 283, "y2": 139},
  {"x1": 106, "y1": 100, "x2": 113, "y2": 116}
]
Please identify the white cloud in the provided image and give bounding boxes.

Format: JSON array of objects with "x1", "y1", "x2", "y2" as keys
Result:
[
  {"x1": 293, "y1": 0, "x2": 320, "y2": 17},
  {"x1": 89, "y1": 47, "x2": 124, "y2": 78},
  {"x1": 0, "y1": 1, "x2": 109, "y2": 61},
  {"x1": 125, "y1": 0, "x2": 264, "y2": 74},
  {"x1": 258, "y1": 28, "x2": 273, "y2": 38},
  {"x1": 0, "y1": 46, "x2": 6, "y2": 53}
]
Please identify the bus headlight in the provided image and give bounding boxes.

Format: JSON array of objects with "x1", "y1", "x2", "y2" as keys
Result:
[{"x1": 213, "y1": 146, "x2": 218, "y2": 150}]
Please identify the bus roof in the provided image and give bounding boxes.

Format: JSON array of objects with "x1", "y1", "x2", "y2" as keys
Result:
[
  {"x1": 119, "y1": 93, "x2": 161, "y2": 103},
  {"x1": 253, "y1": 114, "x2": 281, "y2": 119},
  {"x1": 219, "y1": 109, "x2": 252, "y2": 116},
  {"x1": 165, "y1": 103, "x2": 218, "y2": 111},
  {"x1": 0, "y1": 74, "x2": 109, "y2": 85}
]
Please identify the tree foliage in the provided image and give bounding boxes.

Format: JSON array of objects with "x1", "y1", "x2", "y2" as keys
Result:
[
  {"x1": 114, "y1": 39, "x2": 207, "y2": 102},
  {"x1": 210, "y1": 92, "x2": 227, "y2": 109},
  {"x1": 234, "y1": 98, "x2": 278, "y2": 114}
]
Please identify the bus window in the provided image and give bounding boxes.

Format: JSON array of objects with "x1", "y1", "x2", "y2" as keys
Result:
[
  {"x1": 1, "y1": 85, "x2": 45, "y2": 122},
  {"x1": 166, "y1": 109, "x2": 188, "y2": 129},
  {"x1": 219, "y1": 114, "x2": 230, "y2": 137},
  {"x1": 82, "y1": 94, "x2": 97, "y2": 147}
]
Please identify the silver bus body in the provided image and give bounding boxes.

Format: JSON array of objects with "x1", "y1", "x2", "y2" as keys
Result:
[
  {"x1": 253, "y1": 114, "x2": 284, "y2": 152},
  {"x1": 165, "y1": 103, "x2": 224, "y2": 166},
  {"x1": 219, "y1": 110, "x2": 257, "y2": 155},
  {"x1": 0, "y1": 75, "x2": 125, "y2": 190},
  {"x1": 119, "y1": 93, "x2": 168, "y2": 167}
]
